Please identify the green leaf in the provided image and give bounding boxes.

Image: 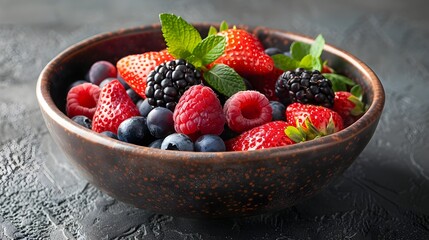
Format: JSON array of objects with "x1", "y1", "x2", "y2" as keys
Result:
[
  {"x1": 298, "y1": 55, "x2": 314, "y2": 70},
  {"x1": 326, "y1": 116, "x2": 336, "y2": 135},
  {"x1": 208, "y1": 26, "x2": 218, "y2": 36},
  {"x1": 347, "y1": 95, "x2": 365, "y2": 116},
  {"x1": 159, "y1": 13, "x2": 202, "y2": 59},
  {"x1": 285, "y1": 126, "x2": 306, "y2": 143},
  {"x1": 312, "y1": 56, "x2": 322, "y2": 71},
  {"x1": 290, "y1": 42, "x2": 311, "y2": 61},
  {"x1": 323, "y1": 73, "x2": 356, "y2": 91},
  {"x1": 310, "y1": 34, "x2": 325, "y2": 58},
  {"x1": 219, "y1": 21, "x2": 229, "y2": 31},
  {"x1": 203, "y1": 64, "x2": 245, "y2": 97},
  {"x1": 192, "y1": 35, "x2": 226, "y2": 66},
  {"x1": 272, "y1": 54, "x2": 299, "y2": 71},
  {"x1": 350, "y1": 85, "x2": 363, "y2": 100}
]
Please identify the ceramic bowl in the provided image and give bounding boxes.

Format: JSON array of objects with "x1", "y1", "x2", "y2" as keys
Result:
[{"x1": 36, "y1": 24, "x2": 384, "y2": 218}]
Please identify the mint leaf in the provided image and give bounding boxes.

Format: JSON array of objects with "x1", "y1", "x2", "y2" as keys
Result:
[
  {"x1": 160, "y1": 13, "x2": 202, "y2": 59},
  {"x1": 298, "y1": 55, "x2": 314, "y2": 70},
  {"x1": 323, "y1": 73, "x2": 356, "y2": 86},
  {"x1": 350, "y1": 85, "x2": 363, "y2": 100},
  {"x1": 310, "y1": 34, "x2": 325, "y2": 58},
  {"x1": 219, "y1": 21, "x2": 229, "y2": 31},
  {"x1": 208, "y1": 26, "x2": 218, "y2": 36},
  {"x1": 203, "y1": 64, "x2": 245, "y2": 97},
  {"x1": 291, "y1": 42, "x2": 311, "y2": 61},
  {"x1": 272, "y1": 54, "x2": 299, "y2": 71},
  {"x1": 192, "y1": 35, "x2": 226, "y2": 66}
]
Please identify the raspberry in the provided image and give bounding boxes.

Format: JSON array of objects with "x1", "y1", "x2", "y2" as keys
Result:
[
  {"x1": 224, "y1": 91, "x2": 272, "y2": 133},
  {"x1": 66, "y1": 83, "x2": 100, "y2": 119},
  {"x1": 173, "y1": 85, "x2": 225, "y2": 140}
]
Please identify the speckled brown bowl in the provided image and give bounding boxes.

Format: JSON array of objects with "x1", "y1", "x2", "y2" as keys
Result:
[{"x1": 36, "y1": 24, "x2": 384, "y2": 218}]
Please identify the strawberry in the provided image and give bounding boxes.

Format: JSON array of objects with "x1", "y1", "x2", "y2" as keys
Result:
[
  {"x1": 286, "y1": 103, "x2": 344, "y2": 140},
  {"x1": 321, "y1": 64, "x2": 334, "y2": 74},
  {"x1": 333, "y1": 91, "x2": 365, "y2": 127},
  {"x1": 226, "y1": 121, "x2": 294, "y2": 151},
  {"x1": 247, "y1": 67, "x2": 284, "y2": 101},
  {"x1": 92, "y1": 79, "x2": 140, "y2": 133},
  {"x1": 210, "y1": 29, "x2": 274, "y2": 77},
  {"x1": 116, "y1": 50, "x2": 174, "y2": 98}
]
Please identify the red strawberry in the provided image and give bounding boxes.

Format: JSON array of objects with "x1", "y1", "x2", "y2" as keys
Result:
[
  {"x1": 116, "y1": 50, "x2": 174, "y2": 98},
  {"x1": 66, "y1": 83, "x2": 100, "y2": 119},
  {"x1": 333, "y1": 91, "x2": 365, "y2": 127},
  {"x1": 286, "y1": 103, "x2": 344, "y2": 140},
  {"x1": 173, "y1": 85, "x2": 225, "y2": 141},
  {"x1": 247, "y1": 67, "x2": 284, "y2": 101},
  {"x1": 226, "y1": 121, "x2": 294, "y2": 151},
  {"x1": 92, "y1": 79, "x2": 140, "y2": 133},
  {"x1": 210, "y1": 29, "x2": 274, "y2": 77},
  {"x1": 321, "y1": 64, "x2": 334, "y2": 73}
]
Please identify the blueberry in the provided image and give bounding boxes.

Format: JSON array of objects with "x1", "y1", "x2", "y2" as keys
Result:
[
  {"x1": 71, "y1": 115, "x2": 92, "y2": 129},
  {"x1": 68, "y1": 80, "x2": 88, "y2": 92},
  {"x1": 137, "y1": 99, "x2": 154, "y2": 117},
  {"x1": 219, "y1": 125, "x2": 239, "y2": 141},
  {"x1": 89, "y1": 61, "x2": 117, "y2": 86},
  {"x1": 117, "y1": 116, "x2": 150, "y2": 146},
  {"x1": 101, "y1": 131, "x2": 118, "y2": 139},
  {"x1": 194, "y1": 135, "x2": 226, "y2": 152},
  {"x1": 99, "y1": 77, "x2": 116, "y2": 89},
  {"x1": 161, "y1": 133, "x2": 194, "y2": 151},
  {"x1": 283, "y1": 51, "x2": 291, "y2": 57},
  {"x1": 148, "y1": 139, "x2": 163, "y2": 148},
  {"x1": 117, "y1": 73, "x2": 130, "y2": 90},
  {"x1": 126, "y1": 88, "x2": 142, "y2": 104},
  {"x1": 270, "y1": 101, "x2": 286, "y2": 121},
  {"x1": 264, "y1": 47, "x2": 283, "y2": 56},
  {"x1": 146, "y1": 107, "x2": 175, "y2": 138}
]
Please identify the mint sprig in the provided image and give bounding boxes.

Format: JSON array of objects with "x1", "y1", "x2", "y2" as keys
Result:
[
  {"x1": 159, "y1": 13, "x2": 245, "y2": 96},
  {"x1": 272, "y1": 34, "x2": 325, "y2": 72},
  {"x1": 323, "y1": 73, "x2": 356, "y2": 92}
]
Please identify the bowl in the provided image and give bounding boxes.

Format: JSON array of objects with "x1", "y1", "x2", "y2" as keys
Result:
[{"x1": 36, "y1": 23, "x2": 385, "y2": 218}]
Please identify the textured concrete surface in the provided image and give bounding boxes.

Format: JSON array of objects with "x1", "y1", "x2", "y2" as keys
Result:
[{"x1": 1, "y1": 0, "x2": 429, "y2": 239}]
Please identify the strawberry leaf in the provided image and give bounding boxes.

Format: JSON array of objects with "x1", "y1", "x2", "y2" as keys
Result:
[
  {"x1": 219, "y1": 21, "x2": 229, "y2": 31},
  {"x1": 291, "y1": 42, "x2": 311, "y2": 61},
  {"x1": 272, "y1": 54, "x2": 299, "y2": 71},
  {"x1": 208, "y1": 26, "x2": 218, "y2": 36},
  {"x1": 310, "y1": 34, "x2": 325, "y2": 58},
  {"x1": 285, "y1": 126, "x2": 306, "y2": 143},
  {"x1": 160, "y1": 13, "x2": 202, "y2": 59},
  {"x1": 347, "y1": 95, "x2": 365, "y2": 116},
  {"x1": 350, "y1": 84, "x2": 363, "y2": 100},
  {"x1": 203, "y1": 64, "x2": 245, "y2": 97},
  {"x1": 192, "y1": 35, "x2": 226, "y2": 66}
]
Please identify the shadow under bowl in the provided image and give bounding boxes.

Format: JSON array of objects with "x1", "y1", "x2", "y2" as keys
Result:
[{"x1": 36, "y1": 24, "x2": 385, "y2": 218}]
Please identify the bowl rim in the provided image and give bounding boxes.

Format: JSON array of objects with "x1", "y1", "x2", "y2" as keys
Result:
[{"x1": 36, "y1": 23, "x2": 385, "y2": 164}]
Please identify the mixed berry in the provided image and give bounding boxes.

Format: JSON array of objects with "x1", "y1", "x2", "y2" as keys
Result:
[{"x1": 66, "y1": 13, "x2": 366, "y2": 152}]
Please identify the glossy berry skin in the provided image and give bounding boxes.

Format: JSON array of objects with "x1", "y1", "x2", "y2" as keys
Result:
[
  {"x1": 224, "y1": 90, "x2": 272, "y2": 133},
  {"x1": 145, "y1": 59, "x2": 202, "y2": 111},
  {"x1": 148, "y1": 139, "x2": 163, "y2": 149},
  {"x1": 101, "y1": 131, "x2": 118, "y2": 139},
  {"x1": 161, "y1": 133, "x2": 194, "y2": 151},
  {"x1": 146, "y1": 107, "x2": 175, "y2": 139},
  {"x1": 226, "y1": 121, "x2": 294, "y2": 151},
  {"x1": 333, "y1": 91, "x2": 365, "y2": 127},
  {"x1": 66, "y1": 83, "x2": 100, "y2": 119},
  {"x1": 92, "y1": 80, "x2": 140, "y2": 133},
  {"x1": 210, "y1": 29, "x2": 274, "y2": 77},
  {"x1": 89, "y1": 61, "x2": 117, "y2": 86},
  {"x1": 126, "y1": 88, "x2": 142, "y2": 104},
  {"x1": 264, "y1": 47, "x2": 283, "y2": 56},
  {"x1": 174, "y1": 85, "x2": 225, "y2": 140},
  {"x1": 99, "y1": 77, "x2": 116, "y2": 89},
  {"x1": 286, "y1": 103, "x2": 344, "y2": 137},
  {"x1": 117, "y1": 116, "x2": 150, "y2": 146},
  {"x1": 137, "y1": 99, "x2": 154, "y2": 117},
  {"x1": 67, "y1": 80, "x2": 88, "y2": 92},
  {"x1": 116, "y1": 50, "x2": 174, "y2": 98},
  {"x1": 194, "y1": 135, "x2": 226, "y2": 152},
  {"x1": 71, "y1": 115, "x2": 92, "y2": 129},
  {"x1": 270, "y1": 101, "x2": 286, "y2": 121},
  {"x1": 247, "y1": 67, "x2": 283, "y2": 101}
]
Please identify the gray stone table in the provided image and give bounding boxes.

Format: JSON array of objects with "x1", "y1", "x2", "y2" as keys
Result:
[{"x1": 1, "y1": 0, "x2": 428, "y2": 239}]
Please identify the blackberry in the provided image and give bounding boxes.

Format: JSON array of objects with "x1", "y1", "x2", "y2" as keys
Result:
[
  {"x1": 145, "y1": 59, "x2": 202, "y2": 111},
  {"x1": 275, "y1": 68, "x2": 335, "y2": 108}
]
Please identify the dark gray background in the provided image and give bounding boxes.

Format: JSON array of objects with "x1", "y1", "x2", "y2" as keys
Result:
[{"x1": 1, "y1": 0, "x2": 429, "y2": 239}]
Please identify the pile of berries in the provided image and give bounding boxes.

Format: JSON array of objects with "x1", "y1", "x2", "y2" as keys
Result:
[{"x1": 65, "y1": 15, "x2": 365, "y2": 152}]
